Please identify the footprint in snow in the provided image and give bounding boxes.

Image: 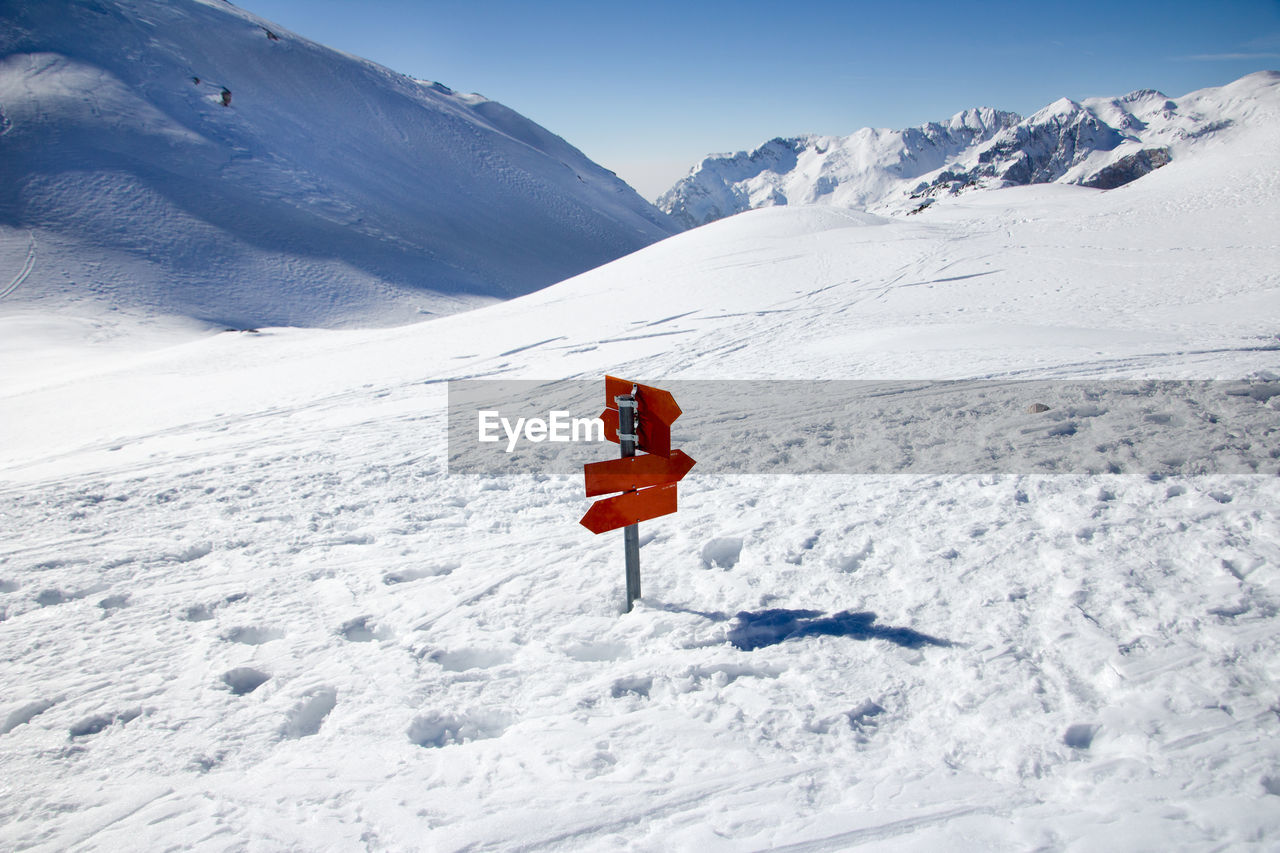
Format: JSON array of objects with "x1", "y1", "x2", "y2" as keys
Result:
[
  {"x1": 339, "y1": 616, "x2": 376, "y2": 642},
  {"x1": 68, "y1": 707, "x2": 142, "y2": 739},
  {"x1": 223, "y1": 626, "x2": 283, "y2": 645},
  {"x1": 98, "y1": 594, "x2": 129, "y2": 616},
  {"x1": 36, "y1": 588, "x2": 87, "y2": 607},
  {"x1": 429, "y1": 647, "x2": 514, "y2": 671},
  {"x1": 281, "y1": 687, "x2": 337, "y2": 739},
  {"x1": 221, "y1": 667, "x2": 270, "y2": 695},
  {"x1": 1063, "y1": 723, "x2": 1098, "y2": 749},
  {"x1": 180, "y1": 593, "x2": 247, "y2": 623},
  {"x1": 805, "y1": 700, "x2": 884, "y2": 738},
  {"x1": 168, "y1": 542, "x2": 213, "y2": 563},
  {"x1": 407, "y1": 709, "x2": 508, "y2": 748},
  {"x1": 839, "y1": 539, "x2": 874, "y2": 573},
  {"x1": 1208, "y1": 601, "x2": 1250, "y2": 618},
  {"x1": 847, "y1": 699, "x2": 886, "y2": 741},
  {"x1": 786, "y1": 531, "x2": 821, "y2": 564},
  {"x1": 1, "y1": 698, "x2": 58, "y2": 734},
  {"x1": 610, "y1": 676, "x2": 653, "y2": 699},
  {"x1": 701, "y1": 537, "x2": 742, "y2": 570},
  {"x1": 181, "y1": 603, "x2": 216, "y2": 622},
  {"x1": 382, "y1": 563, "x2": 458, "y2": 585}
]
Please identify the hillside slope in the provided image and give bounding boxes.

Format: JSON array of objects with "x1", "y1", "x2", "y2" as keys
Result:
[
  {"x1": 0, "y1": 0, "x2": 677, "y2": 328},
  {"x1": 659, "y1": 72, "x2": 1280, "y2": 228},
  {"x1": 1, "y1": 67, "x2": 1278, "y2": 849}
]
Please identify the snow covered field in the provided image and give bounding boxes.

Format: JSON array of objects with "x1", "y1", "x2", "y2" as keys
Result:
[{"x1": 2, "y1": 53, "x2": 1280, "y2": 853}]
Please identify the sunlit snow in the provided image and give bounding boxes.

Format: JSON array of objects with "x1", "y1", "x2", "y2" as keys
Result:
[{"x1": 1, "y1": 5, "x2": 1279, "y2": 851}]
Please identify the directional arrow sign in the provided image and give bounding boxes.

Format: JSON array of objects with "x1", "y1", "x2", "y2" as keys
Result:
[
  {"x1": 579, "y1": 482, "x2": 677, "y2": 535},
  {"x1": 583, "y1": 376, "x2": 690, "y2": 612},
  {"x1": 605, "y1": 376, "x2": 682, "y2": 427},
  {"x1": 600, "y1": 375, "x2": 680, "y2": 458},
  {"x1": 584, "y1": 450, "x2": 696, "y2": 497},
  {"x1": 598, "y1": 407, "x2": 671, "y2": 458}
]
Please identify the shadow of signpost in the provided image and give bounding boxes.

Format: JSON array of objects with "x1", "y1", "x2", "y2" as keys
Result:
[{"x1": 727, "y1": 609, "x2": 952, "y2": 652}]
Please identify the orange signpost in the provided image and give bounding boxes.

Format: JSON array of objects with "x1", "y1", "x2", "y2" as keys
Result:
[
  {"x1": 583, "y1": 450, "x2": 696, "y2": 498},
  {"x1": 597, "y1": 376, "x2": 681, "y2": 458},
  {"x1": 580, "y1": 376, "x2": 694, "y2": 612},
  {"x1": 580, "y1": 481, "x2": 678, "y2": 535},
  {"x1": 604, "y1": 376, "x2": 682, "y2": 426}
]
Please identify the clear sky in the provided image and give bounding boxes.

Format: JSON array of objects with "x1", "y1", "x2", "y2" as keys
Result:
[{"x1": 244, "y1": 0, "x2": 1280, "y2": 200}]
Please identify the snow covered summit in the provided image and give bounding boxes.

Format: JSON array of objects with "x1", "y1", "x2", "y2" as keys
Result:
[
  {"x1": 658, "y1": 107, "x2": 1020, "y2": 229},
  {"x1": 659, "y1": 72, "x2": 1280, "y2": 227},
  {"x1": 0, "y1": 0, "x2": 678, "y2": 328}
]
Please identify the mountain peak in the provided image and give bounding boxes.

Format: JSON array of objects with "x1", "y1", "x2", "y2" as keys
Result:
[
  {"x1": 945, "y1": 106, "x2": 1019, "y2": 132},
  {"x1": 1119, "y1": 87, "x2": 1169, "y2": 103},
  {"x1": 658, "y1": 109, "x2": 1021, "y2": 229},
  {"x1": 658, "y1": 73, "x2": 1277, "y2": 226},
  {"x1": 1031, "y1": 96, "x2": 1085, "y2": 121}
]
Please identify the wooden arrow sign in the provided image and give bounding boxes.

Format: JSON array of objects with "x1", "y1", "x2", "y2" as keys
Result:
[
  {"x1": 579, "y1": 482, "x2": 677, "y2": 535},
  {"x1": 584, "y1": 450, "x2": 696, "y2": 497}
]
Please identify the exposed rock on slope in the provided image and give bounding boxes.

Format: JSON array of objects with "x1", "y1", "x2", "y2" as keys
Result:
[
  {"x1": 660, "y1": 73, "x2": 1280, "y2": 226},
  {"x1": 658, "y1": 108, "x2": 1019, "y2": 229}
]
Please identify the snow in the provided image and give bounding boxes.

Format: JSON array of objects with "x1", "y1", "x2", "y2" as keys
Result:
[
  {"x1": 657, "y1": 108, "x2": 1021, "y2": 229},
  {"x1": 0, "y1": 0, "x2": 677, "y2": 330},
  {"x1": 2, "y1": 21, "x2": 1280, "y2": 853},
  {"x1": 659, "y1": 71, "x2": 1280, "y2": 226}
]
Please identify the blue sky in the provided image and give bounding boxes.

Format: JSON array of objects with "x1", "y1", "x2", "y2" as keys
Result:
[{"x1": 245, "y1": 0, "x2": 1280, "y2": 199}]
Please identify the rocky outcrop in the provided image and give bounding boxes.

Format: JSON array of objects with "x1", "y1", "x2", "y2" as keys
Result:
[
  {"x1": 1081, "y1": 147, "x2": 1172, "y2": 189},
  {"x1": 662, "y1": 78, "x2": 1275, "y2": 224},
  {"x1": 658, "y1": 109, "x2": 1019, "y2": 229}
]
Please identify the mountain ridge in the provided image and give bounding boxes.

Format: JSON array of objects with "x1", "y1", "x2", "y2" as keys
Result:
[
  {"x1": 658, "y1": 71, "x2": 1280, "y2": 228},
  {"x1": 0, "y1": 0, "x2": 678, "y2": 328}
]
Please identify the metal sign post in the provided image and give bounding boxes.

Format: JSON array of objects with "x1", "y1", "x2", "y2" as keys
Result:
[{"x1": 616, "y1": 393, "x2": 642, "y2": 610}]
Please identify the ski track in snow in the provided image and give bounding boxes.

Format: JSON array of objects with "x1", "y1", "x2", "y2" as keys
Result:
[
  {"x1": 0, "y1": 232, "x2": 37, "y2": 301},
  {"x1": 2, "y1": 445, "x2": 1278, "y2": 850},
  {"x1": 2, "y1": 360, "x2": 1279, "y2": 849},
  {"x1": 2, "y1": 72, "x2": 1280, "y2": 853}
]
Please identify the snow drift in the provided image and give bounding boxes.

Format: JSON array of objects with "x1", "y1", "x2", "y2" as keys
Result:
[
  {"x1": 0, "y1": 0, "x2": 677, "y2": 328},
  {"x1": 659, "y1": 72, "x2": 1280, "y2": 227}
]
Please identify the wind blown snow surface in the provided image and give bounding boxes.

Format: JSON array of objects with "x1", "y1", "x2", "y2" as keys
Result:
[
  {"x1": 2, "y1": 71, "x2": 1280, "y2": 851},
  {"x1": 0, "y1": 0, "x2": 676, "y2": 329}
]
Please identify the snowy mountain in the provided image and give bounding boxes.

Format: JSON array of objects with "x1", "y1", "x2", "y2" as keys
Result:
[
  {"x1": 0, "y1": 0, "x2": 677, "y2": 328},
  {"x1": 2, "y1": 63, "x2": 1280, "y2": 850},
  {"x1": 659, "y1": 73, "x2": 1280, "y2": 227},
  {"x1": 658, "y1": 108, "x2": 1019, "y2": 229}
]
